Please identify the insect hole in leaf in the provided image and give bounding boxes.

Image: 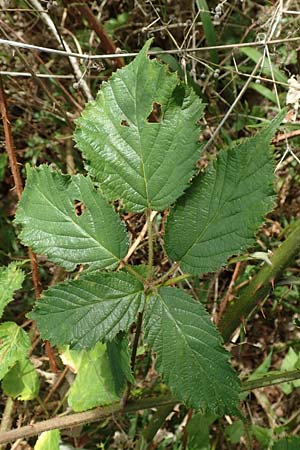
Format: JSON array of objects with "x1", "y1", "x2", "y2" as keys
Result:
[
  {"x1": 73, "y1": 200, "x2": 86, "y2": 216},
  {"x1": 146, "y1": 102, "x2": 162, "y2": 123}
]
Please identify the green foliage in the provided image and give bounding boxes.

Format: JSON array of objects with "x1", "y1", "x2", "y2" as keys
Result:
[
  {"x1": 74, "y1": 39, "x2": 205, "y2": 212},
  {"x1": 240, "y1": 47, "x2": 287, "y2": 84},
  {"x1": 104, "y1": 12, "x2": 129, "y2": 37},
  {"x1": 29, "y1": 271, "x2": 145, "y2": 348},
  {"x1": 61, "y1": 336, "x2": 133, "y2": 411},
  {"x1": 2, "y1": 357, "x2": 39, "y2": 400},
  {"x1": 144, "y1": 287, "x2": 240, "y2": 415},
  {"x1": 0, "y1": 264, "x2": 39, "y2": 400},
  {"x1": 186, "y1": 412, "x2": 216, "y2": 450},
  {"x1": 16, "y1": 40, "x2": 284, "y2": 417},
  {"x1": 280, "y1": 348, "x2": 300, "y2": 394},
  {"x1": 15, "y1": 165, "x2": 128, "y2": 271},
  {"x1": 272, "y1": 436, "x2": 300, "y2": 450},
  {"x1": 0, "y1": 322, "x2": 31, "y2": 380},
  {"x1": 165, "y1": 114, "x2": 283, "y2": 275},
  {"x1": 34, "y1": 430, "x2": 60, "y2": 450},
  {"x1": 0, "y1": 262, "x2": 24, "y2": 318},
  {"x1": 225, "y1": 420, "x2": 245, "y2": 444},
  {"x1": 0, "y1": 153, "x2": 7, "y2": 182},
  {"x1": 196, "y1": 0, "x2": 218, "y2": 64},
  {"x1": 63, "y1": 343, "x2": 121, "y2": 411}
]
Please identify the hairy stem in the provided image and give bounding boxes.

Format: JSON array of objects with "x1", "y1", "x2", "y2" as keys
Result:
[
  {"x1": 131, "y1": 312, "x2": 144, "y2": 372},
  {"x1": 162, "y1": 273, "x2": 192, "y2": 287},
  {"x1": 122, "y1": 311, "x2": 144, "y2": 407},
  {"x1": 0, "y1": 396, "x2": 176, "y2": 445},
  {"x1": 123, "y1": 263, "x2": 146, "y2": 283},
  {"x1": 241, "y1": 369, "x2": 300, "y2": 392},
  {"x1": 153, "y1": 262, "x2": 180, "y2": 286},
  {"x1": 219, "y1": 221, "x2": 300, "y2": 342},
  {"x1": 3, "y1": 367, "x2": 300, "y2": 445}
]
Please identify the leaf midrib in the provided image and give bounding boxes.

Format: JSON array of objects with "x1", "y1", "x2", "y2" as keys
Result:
[{"x1": 36, "y1": 183, "x2": 119, "y2": 263}]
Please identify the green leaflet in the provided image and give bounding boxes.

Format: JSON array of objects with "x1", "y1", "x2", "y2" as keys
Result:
[
  {"x1": 107, "y1": 334, "x2": 135, "y2": 391},
  {"x1": 15, "y1": 165, "x2": 128, "y2": 271},
  {"x1": 0, "y1": 262, "x2": 24, "y2": 318},
  {"x1": 165, "y1": 113, "x2": 284, "y2": 275},
  {"x1": 144, "y1": 287, "x2": 240, "y2": 415},
  {"x1": 272, "y1": 437, "x2": 300, "y2": 450},
  {"x1": 0, "y1": 322, "x2": 31, "y2": 380},
  {"x1": 187, "y1": 412, "x2": 216, "y2": 450},
  {"x1": 34, "y1": 430, "x2": 60, "y2": 450},
  {"x1": 2, "y1": 358, "x2": 39, "y2": 400},
  {"x1": 29, "y1": 271, "x2": 145, "y2": 349},
  {"x1": 74, "y1": 39, "x2": 204, "y2": 212},
  {"x1": 63, "y1": 340, "x2": 131, "y2": 412}
]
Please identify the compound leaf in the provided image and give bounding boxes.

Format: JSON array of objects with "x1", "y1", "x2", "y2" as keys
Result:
[
  {"x1": 0, "y1": 322, "x2": 31, "y2": 380},
  {"x1": 74, "y1": 39, "x2": 204, "y2": 212},
  {"x1": 29, "y1": 271, "x2": 145, "y2": 349},
  {"x1": 0, "y1": 262, "x2": 25, "y2": 319},
  {"x1": 16, "y1": 165, "x2": 128, "y2": 271},
  {"x1": 144, "y1": 287, "x2": 240, "y2": 415},
  {"x1": 165, "y1": 113, "x2": 284, "y2": 275}
]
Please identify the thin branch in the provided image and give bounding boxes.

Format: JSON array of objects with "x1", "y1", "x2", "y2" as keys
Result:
[
  {"x1": 215, "y1": 262, "x2": 241, "y2": 325},
  {"x1": 273, "y1": 129, "x2": 300, "y2": 143},
  {"x1": 0, "y1": 75, "x2": 42, "y2": 298},
  {"x1": 0, "y1": 70, "x2": 75, "y2": 78},
  {"x1": 1, "y1": 36, "x2": 300, "y2": 60},
  {"x1": 0, "y1": 75, "x2": 57, "y2": 372},
  {"x1": 0, "y1": 396, "x2": 176, "y2": 445},
  {"x1": 241, "y1": 369, "x2": 300, "y2": 392},
  {"x1": 0, "y1": 398, "x2": 14, "y2": 450},
  {"x1": 0, "y1": 78, "x2": 23, "y2": 199},
  {"x1": 28, "y1": 0, "x2": 93, "y2": 101},
  {"x1": 123, "y1": 211, "x2": 158, "y2": 264},
  {"x1": 2, "y1": 368, "x2": 300, "y2": 445},
  {"x1": 219, "y1": 221, "x2": 300, "y2": 342},
  {"x1": 75, "y1": 0, "x2": 124, "y2": 68}
]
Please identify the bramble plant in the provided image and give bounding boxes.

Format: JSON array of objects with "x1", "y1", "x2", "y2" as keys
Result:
[{"x1": 15, "y1": 40, "x2": 284, "y2": 417}]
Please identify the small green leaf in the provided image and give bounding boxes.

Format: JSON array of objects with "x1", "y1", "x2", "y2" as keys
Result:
[
  {"x1": 74, "y1": 40, "x2": 205, "y2": 212},
  {"x1": 2, "y1": 358, "x2": 39, "y2": 400},
  {"x1": 187, "y1": 412, "x2": 216, "y2": 450},
  {"x1": 251, "y1": 425, "x2": 272, "y2": 449},
  {"x1": 0, "y1": 262, "x2": 25, "y2": 319},
  {"x1": 0, "y1": 322, "x2": 31, "y2": 380},
  {"x1": 107, "y1": 334, "x2": 135, "y2": 393},
  {"x1": 225, "y1": 420, "x2": 245, "y2": 444},
  {"x1": 29, "y1": 271, "x2": 145, "y2": 348},
  {"x1": 34, "y1": 430, "x2": 60, "y2": 450},
  {"x1": 0, "y1": 153, "x2": 8, "y2": 182},
  {"x1": 280, "y1": 348, "x2": 300, "y2": 394},
  {"x1": 272, "y1": 436, "x2": 300, "y2": 450},
  {"x1": 16, "y1": 165, "x2": 128, "y2": 271},
  {"x1": 64, "y1": 342, "x2": 121, "y2": 412},
  {"x1": 240, "y1": 47, "x2": 287, "y2": 83},
  {"x1": 144, "y1": 287, "x2": 240, "y2": 415},
  {"x1": 165, "y1": 113, "x2": 284, "y2": 275}
]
